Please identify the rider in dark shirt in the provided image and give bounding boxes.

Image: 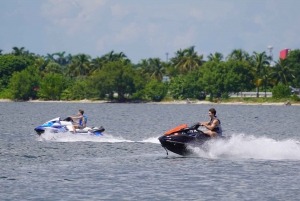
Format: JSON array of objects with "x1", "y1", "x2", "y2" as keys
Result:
[{"x1": 199, "y1": 108, "x2": 222, "y2": 137}]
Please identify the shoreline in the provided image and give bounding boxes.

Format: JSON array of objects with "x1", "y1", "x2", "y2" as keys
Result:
[{"x1": 0, "y1": 99, "x2": 299, "y2": 106}]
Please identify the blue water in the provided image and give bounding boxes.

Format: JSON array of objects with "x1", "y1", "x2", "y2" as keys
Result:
[{"x1": 0, "y1": 102, "x2": 300, "y2": 200}]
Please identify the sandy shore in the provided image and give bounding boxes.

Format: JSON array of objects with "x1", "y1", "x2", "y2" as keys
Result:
[
  {"x1": 0, "y1": 99, "x2": 299, "y2": 106},
  {"x1": 149, "y1": 100, "x2": 299, "y2": 106}
]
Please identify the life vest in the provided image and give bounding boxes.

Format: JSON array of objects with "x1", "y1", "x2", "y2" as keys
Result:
[
  {"x1": 79, "y1": 115, "x2": 88, "y2": 127},
  {"x1": 209, "y1": 116, "x2": 222, "y2": 136}
]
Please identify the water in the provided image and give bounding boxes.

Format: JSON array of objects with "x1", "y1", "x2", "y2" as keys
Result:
[{"x1": 1, "y1": 102, "x2": 300, "y2": 200}]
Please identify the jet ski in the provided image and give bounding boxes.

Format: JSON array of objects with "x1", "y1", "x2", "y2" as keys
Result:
[
  {"x1": 34, "y1": 117, "x2": 105, "y2": 136},
  {"x1": 158, "y1": 123, "x2": 227, "y2": 156}
]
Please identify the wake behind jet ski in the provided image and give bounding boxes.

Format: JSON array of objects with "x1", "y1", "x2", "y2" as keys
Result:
[
  {"x1": 34, "y1": 117, "x2": 105, "y2": 136},
  {"x1": 158, "y1": 123, "x2": 227, "y2": 156}
]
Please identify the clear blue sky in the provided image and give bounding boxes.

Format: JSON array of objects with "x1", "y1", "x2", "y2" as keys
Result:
[{"x1": 1, "y1": 0, "x2": 299, "y2": 63}]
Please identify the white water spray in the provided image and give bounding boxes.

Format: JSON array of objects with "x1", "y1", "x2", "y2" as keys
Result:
[
  {"x1": 139, "y1": 136, "x2": 161, "y2": 144},
  {"x1": 191, "y1": 134, "x2": 300, "y2": 160},
  {"x1": 37, "y1": 131, "x2": 133, "y2": 143}
]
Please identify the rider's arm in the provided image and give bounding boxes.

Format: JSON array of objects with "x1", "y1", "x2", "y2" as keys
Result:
[
  {"x1": 70, "y1": 115, "x2": 82, "y2": 120},
  {"x1": 202, "y1": 119, "x2": 219, "y2": 130},
  {"x1": 70, "y1": 116, "x2": 79, "y2": 119},
  {"x1": 199, "y1": 121, "x2": 210, "y2": 126}
]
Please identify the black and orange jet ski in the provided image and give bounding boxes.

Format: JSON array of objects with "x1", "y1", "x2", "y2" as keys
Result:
[{"x1": 158, "y1": 123, "x2": 226, "y2": 156}]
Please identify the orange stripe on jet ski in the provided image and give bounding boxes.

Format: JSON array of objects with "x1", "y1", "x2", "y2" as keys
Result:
[{"x1": 164, "y1": 124, "x2": 187, "y2": 135}]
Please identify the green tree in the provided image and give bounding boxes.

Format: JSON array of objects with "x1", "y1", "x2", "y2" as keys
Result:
[
  {"x1": 38, "y1": 73, "x2": 64, "y2": 100},
  {"x1": 67, "y1": 54, "x2": 91, "y2": 77},
  {"x1": 0, "y1": 55, "x2": 33, "y2": 89},
  {"x1": 100, "y1": 51, "x2": 130, "y2": 64},
  {"x1": 95, "y1": 61, "x2": 139, "y2": 101},
  {"x1": 284, "y1": 49, "x2": 300, "y2": 87},
  {"x1": 171, "y1": 46, "x2": 203, "y2": 74},
  {"x1": 12, "y1": 47, "x2": 25, "y2": 56},
  {"x1": 35, "y1": 57, "x2": 49, "y2": 72},
  {"x1": 45, "y1": 53, "x2": 55, "y2": 62},
  {"x1": 227, "y1": 49, "x2": 251, "y2": 62},
  {"x1": 54, "y1": 51, "x2": 68, "y2": 66},
  {"x1": 207, "y1": 52, "x2": 223, "y2": 62},
  {"x1": 200, "y1": 60, "x2": 254, "y2": 100},
  {"x1": 136, "y1": 59, "x2": 149, "y2": 73},
  {"x1": 90, "y1": 57, "x2": 104, "y2": 74},
  {"x1": 135, "y1": 58, "x2": 166, "y2": 81},
  {"x1": 8, "y1": 65, "x2": 41, "y2": 100},
  {"x1": 260, "y1": 65, "x2": 273, "y2": 97},
  {"x1": 148, "y1": 58, "x2": 166, "y2": 81},
  {"x1": 270, "y1": 58, "x2": 295, "y2": 86},
  {"x1": 168, "y1": 72, "x2": 206, "y2": 100},
  {"x1": 168, "y1": 76, "x2": 185, "y2": 99},
  {"x1": 252, "y1": 51, "x2": 270, "y2": 97},
  {"x1": 43, "y1": 62, "x2": 64, "y2": 75},
  {"x1": 272, "y1": 82, "x2": 291, "y2": 99},
  {"x1": 143, "y1": 79, "x2": 168, "y2": 101},
  {"x1": 68, "y1": 79, "x2": 89, "y2": 100}
]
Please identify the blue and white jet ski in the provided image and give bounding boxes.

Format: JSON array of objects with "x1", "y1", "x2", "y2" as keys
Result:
[{"x1": 34, "y1": 117, "x2": 105, "y2": 136}]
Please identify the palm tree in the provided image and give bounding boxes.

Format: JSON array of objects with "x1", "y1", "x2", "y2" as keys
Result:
[
  {"x1": 260, "y1": 65, "x2": 272, "y2": 97},
  {"x1": 136, "y1": 59, "x2": 149, "y2": 73},
  {"x1": 90, "y1": 57, "x2": 104, "y2": 74},
  {"x1": 148, "y1": 58, "x2": 165, "y2": 81},
  {"x1": 45, "y1": 53, "x2": 55, "y2": 62},
  {"x1": 171, "y1": 46, "x2": 203, "y2": 74},
  {"x1": 12, "y1": 47, "x2": 25, "y2": 56},
  {"x1": 252, "y1": 51, "x2": 270, "y2": 97},
  {"x1": 54, "y1": 51, "x2": 67, "y2": 66},
  {"x1": 67, "y1": 54, "x2": 91, "y2": 77},
  {"x1": 227, "y1": 49, "x2": 251, "y2": 62},
  {"x1": 136, "y1": 58, "x2": 165, "y2": 81},
  {"x1": 65, "y1": 54, "x2": 73, "y2": 65},
  {"x1": 101, "y1": 50, "x2": 130, "y2": 63},
  {"x1": 270, "y1": 58, "x2": 295, "y2": 86},
  {"x1": 207, "y1": 52, "x2": 223, "y2": 62},
  {"x1": 182, "y1": 46, "x2": 204, "y2": 72},
  {"x1": 171, "y1": 49, "x2": 185, "y2": 72}
]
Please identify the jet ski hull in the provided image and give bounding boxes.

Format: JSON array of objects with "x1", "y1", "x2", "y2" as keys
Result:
[
  {"x1": 159, "y1": 123, "x2": 229, "y2": 156},
  {"x1": 158, "y1": 131, "x2": 211, "y2": 156}
]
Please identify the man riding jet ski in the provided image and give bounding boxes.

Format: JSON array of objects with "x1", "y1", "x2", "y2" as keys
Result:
[
  {"x1": 34, "y1": 117, "x2": 105, "y2": 136},
  {"x1": 158, "y1": 108, "x2": 226, "y2": 156}
]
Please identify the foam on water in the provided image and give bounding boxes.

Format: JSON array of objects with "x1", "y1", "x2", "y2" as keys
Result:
[
  {"x1": 37, "y1": 131, "x2": 133, "y2": 143},
  {"x1": 139, "y1": 136, "x2": 160, "y2": 144},
  {"x1": 191, "y1": 134, "x2": 300, "y2": 160}
]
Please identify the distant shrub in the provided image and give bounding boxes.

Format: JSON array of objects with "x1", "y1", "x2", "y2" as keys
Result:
[
  {"x1": 0, "y1": 88, "x2": 12, "y2": 99},
  {"x1": 272, "y1": 83, "x2": 291, "y2": 99},
  {"x1": 290, "y1": 93, "x2": 300, "y2": 101}
]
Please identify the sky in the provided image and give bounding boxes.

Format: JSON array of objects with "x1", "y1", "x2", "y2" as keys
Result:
[{"x1": 0, "y1": 0, "x2": 300, "y2": 63}]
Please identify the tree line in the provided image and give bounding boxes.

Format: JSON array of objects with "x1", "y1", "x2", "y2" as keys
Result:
[{"x1": 0, "y1": 46, "x2": 299, "y2": 102}]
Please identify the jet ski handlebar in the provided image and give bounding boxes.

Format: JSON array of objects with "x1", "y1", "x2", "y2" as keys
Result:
[
  {"x1": 63, "y1": 117, "x2": 74, "y2": 122},
  {"x1": 181, "y1": 123, "x2": 201, "y2": 131},
  {"x1": 190, "y1": 122, "x2": 201, "y2": 130}
]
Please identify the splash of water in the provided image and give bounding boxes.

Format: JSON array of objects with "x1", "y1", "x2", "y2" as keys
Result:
[
  {"x1": 37, "y1": 131, "x2": 133, "y2": 143},
  {"x1": 139, "y1": 136, "x2": 160, "y2": 144},
  {"x1": 191, "y1": 134, "x2": 300, "y2": 160}
]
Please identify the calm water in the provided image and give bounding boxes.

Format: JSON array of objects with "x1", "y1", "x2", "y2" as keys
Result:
[{"x1": 0, "y1": 102, "x2": 300, "y2": 200}]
